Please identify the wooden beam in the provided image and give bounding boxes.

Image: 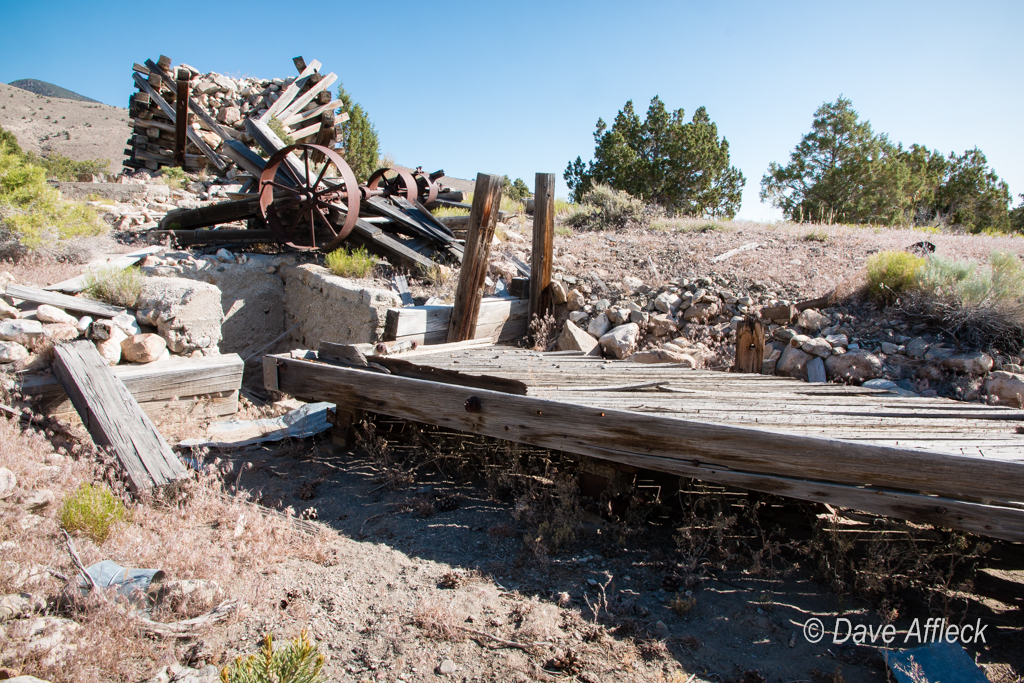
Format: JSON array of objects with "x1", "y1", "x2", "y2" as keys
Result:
[
  {"x1": 132, "y1": 72, "x2": 227, "y2": 171},
  {"x1": 277, "y1": 72, "x2": 337, "y2": 123},
  {"x1": 53, "y1": 341, "x2": 188, "y2": 492},
  {"x1": 733, "y1": 317, "x2": 765, "y2": 373},
  {"x1": 174, "y1": 69, "x2": 189, "y2": 168},
  {"x1": 386, "y1": 299, "x2": 528, "y2": 344},
  {"x1": 265, "y1": 355, "x2": 1024, "y2": 540},
  {"x1": 448, "y1": 173, "x2": 504, "y2": 342},
  {"x1": 529, "y1": 173, "x2": 555, "y2": 326},
  {"x1": 4, "y1": 284, "x2": 126, "y2": 318},
  {"x1": 282, "y1": 99, "x2": 344, "y2": 127},
  {"x1": 260, "y1": 59, "x2": 322, "y2": 123}
]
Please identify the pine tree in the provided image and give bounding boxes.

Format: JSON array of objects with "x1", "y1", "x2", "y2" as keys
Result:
[{"x1": 336, "y1": 83, "x2": 379, "y2": 184}]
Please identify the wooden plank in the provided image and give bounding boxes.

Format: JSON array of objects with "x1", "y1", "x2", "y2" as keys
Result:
[
  {"x1": 53, "y1": 341, "x2": 188, "y2": 492},
  {"x1": 260, "y1": 59, "x2": 322, "y2": 123},
  {"x1": 529, "y1": 172, "x2": 555, "y2": 326},
  {"x1": 267, "y1": 354, "x2": 1024, "y2": 506},
  {"x1": 282, "y1": 99, "x2": 343, "y2": 127},
  {"x1": 43, "y1": 247, "x2": 162, "y2": 293},
  {"x1": 18, "y1": 353, "x2": 244, "y2": 413},
  {"x1": 448, "y1": 173, "x2": 503, "y2": 342},
  {"x1": 277, "y1": 72, "x2": 337, "y2": 123},
  {"x1": 733, "y1": 318, "x2": 764, "y2": 373},
  {"x1": 132, "y1": 72, "x2": 227, "y2": 171},
  {"x1": 4, "y1": 284, "x2": 126, "y2": 317},
  {"x1": 385, "y1": 299, "x2": 528, "y2": 344},
  {"x1": 174, "y1": 69, "x2": 189, "y2": 167},
  {"x1": 345, "y1": 218, "x2": 438, "y2": 273}
]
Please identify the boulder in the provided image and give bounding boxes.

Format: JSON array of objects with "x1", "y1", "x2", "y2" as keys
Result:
[
  {"x1": 622, "y1": 276, "x2": 644, "y2": 293},
  {"x1": 825, "y1": 349, "x2": 883, "y2": 384},
  {"x1": 217, "y1": 105, "x2": 241, "y2": 126},
  {"x1": 42, "y1": 323, "x2": 79, "y2": 342},
  {"x1": 121, "y1": 334, "x2": 168, "y2": 364},
  {"x1": 566, "y1": 289, "x2": 585, "y2": 312},
  {"x1": 984, "y1": 371, "x2": 1024, "y2": 406},
  {"x1": 796, "y1": 308, "x2": 829, "y2": 332},
  {"x1": 0, "y1": 320, "x2": 44, "y2": 345},
  {"x1": 630, "y1": 310, "x2": 649, "y2": 325},
  {"x1": 654, "y1": 292, "x2": 681, "y2": 314},
  {"x1": 599, "y1": 323, "x2": 640, "y2": 359},
  {"x1": 905, "y1": 337, "x2": 928, "y2": 359},
  {"x1": 801, "y1": 337, "x2": 833, "y2": 358},
  {"x1": 648, "y1": 314, "x2": 678, "y2": 338},
  {"x1": 111, "y1": 313, "x2": 142, "y2": 336},
  {"x1": 0, "y1": 299, "x2": 19, "y2": 319},
  {"x1": 587, "y1": 313, "x2": 611, "y2": 338},
  {"x1": 942, "y1": 351, "x2": 993, "y2": 376},
  {"x1": 136, "y1": 277, "x2": 224, "y2": 354},
  {"x1": 556, "y1": 321, "x2": 600, "y2": 356},
  {"x1": 824, "y1": 333, "x2": 848, "y2": 348},
  {"x1": 550, "y1": 280, "x2": 567, "y2": 305},
  {"x1": 880, "y1": 341, "x2": 901, "y2": 355},
  {"x1": 629, "y1": 348, "x2": 697, "y2": 367},
  {"x1": 776, "y1": 345, "x2": 813, "y2": 380},
  {"x1": 681, "y1": 301, "x2": 719, "y2": 323},
  {"x1": 0, "y1": 341, "x2": 29, "y2": 363},
  {"x1": 35, "y1": 305, "x2": 76, "y2": 325},
  {"x1": 95, "y1": 325, "x2": 128, "y2": 365},
  {"x1": 606, "y1": 307, "x2": 630, "y2": 325},
  {"x1": 568, "y1": 310, "x2": 589, "y2": 325},
  {"x1": 774, "y1": 327, "x2": 796, "y2": 343},
  {"x1": 74, "y1": 316, "x2": 92, "y2": 335}
]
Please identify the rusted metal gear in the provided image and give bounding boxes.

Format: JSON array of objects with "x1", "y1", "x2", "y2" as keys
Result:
[
  {"x1": 412, "y1": 166, "x2": 439, "y2": 205},
  {"x1": 363, "y1": 166, "x2": 419, "y2": 202},
  {"x1": 258, "y1": 143, "x2": 360, "y2": 251}
]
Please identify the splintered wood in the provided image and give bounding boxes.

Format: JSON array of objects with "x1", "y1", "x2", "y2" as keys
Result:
[
  {"x1": 53, "y1": 341, "x2": 188, "y2": 492},
  {"x1": 264, "y1": 346, "x2": 1024, "y2": 543}
]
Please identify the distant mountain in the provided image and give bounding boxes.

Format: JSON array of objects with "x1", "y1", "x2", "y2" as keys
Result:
[{"x1": 7, "y1": 79, "x2": 99, "y2": 103}]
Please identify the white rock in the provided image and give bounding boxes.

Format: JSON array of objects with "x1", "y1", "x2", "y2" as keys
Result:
[
  {"x1": 556, "y1": 320, "x2": 600, "y2": 356},
  {"x1": 622, "y1": 276, "x2": 644, "y2": 293},
  {"x1": 825, "y1": 349, "x2": 883, "y2": 384},
  {"x1": 587, "y1": 313, "x2": 611, "y2": 338},
  {"x1": 216, "y1": 248, "x2": 235, "y2": 263},
  {"x1": 0, "y1": 467, "x2": 15, "y2": 499},
  {"x1": 550, "y1": 280, "x2": 567, "y2": 305},
  {"x1": 942, "y1": 351, "x2": 994, "y2": 376},
  {"x1": 682, "y1": 301, "x2": 719, "y2": 323},
  {"x1": 75, "y1": 315, "x2": 92, "y2": 335},
  {"x1": 776, "y1": 345, "x2": 814, "y2": 380},
  {"x1": 42, "y1": 323, "x2": 79, "y2": 342},
  {"x1": 863, "y1": 378, "x2": 919, "y2": 397},
  {"x1": 629, "y1": 348, "x2": 696, "y2": 367},
  {"x1": 566, "y1": 289, "x2": 585, "y2": 312},
  {"x1": 121, "y1": 333, "x2": 168, "y2": 363},
  {"x1": 0, "y1": 341, "x2": 29, "y2": 363},
  {"x1": 0, "y1": 299, "x2": 19, "y2": 319},
  {"x1": 0, "y1": 319, "x2": 43, "y2": 344},
  {"x1": 984, "y1": 371, "x2": 1024, "y2": 406},
  {"x1": 606, "y1": 307, "x2": 630, "y2": 326},
  {"x1": 599, "y1": 323, "x2": 640, "y2": 359},
  {"x1": 649, "y1": 314, "x2": 678, "y2": 337},
  {"x1": 112, "y1": 313, "x2": 142, "y2": 336},
  {"x1": 825, "y1": 333, "x2": 848, "y2": 348},
  {"x1": 801, "y1": 337, "x2": 833, "y2": 358},
  {"x1": 95, "y1": 326, "x2": 128, "y2": 365},
  {"x1": 34, "y1": 305, "x2": 76, "y2": 325},
  {"x1": 796, "y1": 308, "x2": 830, "y2": 332},
  {"x1": 568, "y1": 310, "x2": 589, "y2": 325},
  {"x1": 654, "y1": 291, "x2": 682, "y2": 313}
]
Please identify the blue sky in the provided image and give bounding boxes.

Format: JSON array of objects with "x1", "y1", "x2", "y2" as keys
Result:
[{"x1": 3, "y1": 0, "x2": 1021, "y2": 220}]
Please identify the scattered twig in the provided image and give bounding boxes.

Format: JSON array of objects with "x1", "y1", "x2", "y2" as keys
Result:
[
  {"x1": 457, "y1": 624, "x2": 548, "y2": 651},
  {"x1": 359, "y1": 512, "x2": 389, "y2": 535},
  {"x1": 710, "y1": 242, "x2": 759, "y2": 263},
  {"x1": 62, "y1": 529, "x2": 100, "y2": 595},
  {"x1": 136, "y1": 599, "x2": 238, "y2": 638}
]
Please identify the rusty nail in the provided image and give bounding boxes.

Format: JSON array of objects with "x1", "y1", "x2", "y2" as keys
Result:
[{"x1": 465, "y1": 396, "x2": 482, "y2": 413}]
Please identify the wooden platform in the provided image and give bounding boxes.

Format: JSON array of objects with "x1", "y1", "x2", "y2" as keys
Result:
[{"x1": 264, "y1": 346, "x2": 1024, "y2": 542}]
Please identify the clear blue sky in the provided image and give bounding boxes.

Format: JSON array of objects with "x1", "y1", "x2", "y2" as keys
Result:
[{"x1": 3, "y1": 0, "x2": 1021, "y2": 220}]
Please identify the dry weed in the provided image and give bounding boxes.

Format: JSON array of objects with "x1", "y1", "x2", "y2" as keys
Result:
[{"x1": 411, "y1": 597, "x2": 465, "y2": 641}]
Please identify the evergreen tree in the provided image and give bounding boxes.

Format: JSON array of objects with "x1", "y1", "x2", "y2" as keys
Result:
[
  {"x1": 336, "y1": 83, "x2": 380, "y2": 184},
  {"x1": 564, "y1": 97, "x2": 745, "y2": 218}
]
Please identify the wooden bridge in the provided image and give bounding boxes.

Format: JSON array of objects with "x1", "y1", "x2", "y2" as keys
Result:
[{"x1": 264, "y1": 344, "x2": 1024, "y2": 543}]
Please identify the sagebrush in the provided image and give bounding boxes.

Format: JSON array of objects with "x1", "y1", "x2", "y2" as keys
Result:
[
  {"x1": 83, "y1": 265, "x2": 145, "y2": 307},
  {"x1": 325, "y1": 246, "x2": 375, "y2": 278},
  {"x1": 865, "y1": 250, "x2": 925, "y2": 304},
  {"x1": 59, "y1": 482, "x2": 125, "y2": 543},
  {"x1": 564, "y1": 183, "x2": 657, "y2": 231}
]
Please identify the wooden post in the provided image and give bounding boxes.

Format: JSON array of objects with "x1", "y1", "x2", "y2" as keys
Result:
[
  {"x1": 733, "y1": 317, "x2": 765, "y2": 373},
  {"x1": 529, "y1": 173, "x2": 555, "y2": 327},
  {"x1": 174, "y1": 68, "x2": 189, "y2": 168},
  {"x1": 447, "y1": 173, "x2": 504, "y2": 342}
]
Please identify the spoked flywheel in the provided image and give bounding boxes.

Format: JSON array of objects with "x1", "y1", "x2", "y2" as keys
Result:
[{"x1": 258, "y1": 143, "x2": 360, "y2": 251}]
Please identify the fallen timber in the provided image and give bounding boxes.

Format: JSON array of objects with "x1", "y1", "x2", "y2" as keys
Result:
[{"x1": 264, "y1": 346, "x2": 1024, "y2": 543}]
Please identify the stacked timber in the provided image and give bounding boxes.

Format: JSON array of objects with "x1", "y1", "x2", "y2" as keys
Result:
[{"x1": 124, "y1": 55, "x2": 345, "y2": 177}]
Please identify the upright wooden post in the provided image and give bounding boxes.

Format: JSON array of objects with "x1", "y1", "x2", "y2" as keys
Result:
[
  {"x1": 733, "y1": 316, "x2": 765, "y2": 373},
  {"x1": 174, "y1": 68, "x2": 189, "y2": 168},
  {"x1": 529, "y1": 173, "x2": 555, "y2": 326},
  {"x1": 447, "y1": 173, "x2": 504, "y2": 342}
]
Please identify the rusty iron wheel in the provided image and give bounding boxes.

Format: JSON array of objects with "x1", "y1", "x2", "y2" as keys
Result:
[
  {"x1": 364, "y1": 166, "x2": 419, "y2": 203},
  {"x1": 412, "y1": 167, "x2": 439, "y2": 205},
  {"x1": 258, "y1": 143, "x2": 360, "y2": 251}
]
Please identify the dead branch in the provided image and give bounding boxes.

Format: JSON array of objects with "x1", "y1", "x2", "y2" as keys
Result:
[
  {"x1": 456, "y1": 625, "x2": 549, "y2": 651},
  {"x1": 136, "y1": 599, "x2": 238, "y2": 638},
  {"x1": 62, "y1": 529, "x2": 100, "y2": 595}
]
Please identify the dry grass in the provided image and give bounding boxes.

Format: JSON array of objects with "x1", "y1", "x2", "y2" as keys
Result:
[
  {"x1": 0, "y1": 414, "x2": 336, "y2": 683},
  {"x1": 324, "y1": 246, "x2": 375, "y2": 279},
  {"x1": 82, "y1": 265, "x2": 144, "y2": 308}
]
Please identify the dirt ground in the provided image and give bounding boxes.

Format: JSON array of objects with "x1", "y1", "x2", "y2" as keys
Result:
[{"x1": 0, "y1": 82, "x2": 129, "y2": 174}]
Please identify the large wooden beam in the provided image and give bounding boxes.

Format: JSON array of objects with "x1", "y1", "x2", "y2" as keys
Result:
[
  {"x1": 4, "y1": 284, "x2": 126, "y2": 318},
  {"x1": 448, "y1": 173, "x2": 503, "y2": 342},
  {"x1": 529, "y1": 173, "x2": 555, "y2": 326},
  {"x1": 264, "y1": 354, "x2": 1024, "y2": 542},
  {"x1": 385, "y1": 299, "x2": 528, "y2": 344},
  {"x1": 174, "y1": 69, "x2": 189, "y2": 168},
  {"x1": 132, "y1": 73, "x2": 227, "y2": 172},
  {"x1": 53, "y1": 341, "x2": 188, "y2": 492}
]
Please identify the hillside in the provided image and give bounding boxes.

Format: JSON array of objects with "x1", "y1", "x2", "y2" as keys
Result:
[
  {"x1": 0, "y1": 82, "x2": 129, "y2": 175},
  {"x1": 8, "y1": 78, "x2": 99, "y2": 103}
]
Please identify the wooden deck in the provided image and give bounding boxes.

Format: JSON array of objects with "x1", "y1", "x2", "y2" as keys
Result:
[{"x1": 264, "y1": 346, "x2": 1024, "y2": 542}]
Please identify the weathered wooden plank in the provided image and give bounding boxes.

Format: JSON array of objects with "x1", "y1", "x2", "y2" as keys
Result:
[
  {"x1": 132, "y1": 73, "x2": 227, "y2": 171},
  {"x1": 43, "y1": 247, "x2": 162, "y2": 293},
  {"x1": 385, "y1": 299, "x2": 528, "y2": 344},
  {"x1": 733, "y1": 318, "x2": 765, "y2": 373},
  {"x1": 174, "y1": 69, "x2": 189, "y2": 167},
  {"x1": 260, "y1": 59, "x2": 322, "y2": 123},
  {"x1": 17, "y1": 353, "x2": 244, "y2": 414},
  {"x1": 4, "y1": 284, "x2": 126, "y2": 317},
  {"x1": 282, "y1": 99, "x2": 343, "y2": 127},
  {"x1": 277, "y1": 72, "x2": 337, "y2": 123},
  {"x1": 53, "y1": 341, "x2": 188, "y2": 492},
  {"x1": 266, "y1": 355, "x2": 1024, "y2": 506},
  {"x1": 448, "y1": 173, "x2": 504, "y2": 342},
  {"x1": 529, "y1": 173, "x2": 555, "y2": 325}
]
